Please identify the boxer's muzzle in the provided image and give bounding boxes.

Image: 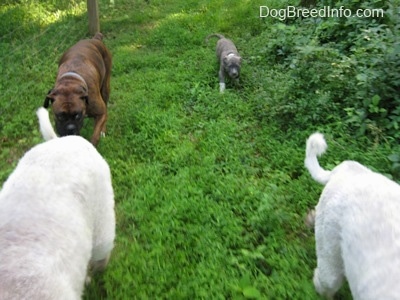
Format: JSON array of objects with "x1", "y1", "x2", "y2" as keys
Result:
[
  {"x1": 55, "y1": 112, "x2": 84, "y2": 136},
  {"x1": 66, "y1": 124, "x2": 77, "y2": 135}
]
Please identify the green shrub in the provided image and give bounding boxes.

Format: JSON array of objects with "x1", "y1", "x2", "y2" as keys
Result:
[{"x1": 249, "y1": 0, "x2": 400, "y2": 138}]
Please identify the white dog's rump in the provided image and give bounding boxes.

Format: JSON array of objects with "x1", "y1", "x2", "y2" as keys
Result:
[
  {"x1": 305, "y1": 133, "x2": 400, "y2": 300},
  {"x1": 0, "y1": 108, "x2": 115, "y2": 299}
]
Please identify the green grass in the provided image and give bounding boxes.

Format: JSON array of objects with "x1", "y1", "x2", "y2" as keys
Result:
[{"x1": 0, "y1": 0, "x2": 397, "y2": 299}]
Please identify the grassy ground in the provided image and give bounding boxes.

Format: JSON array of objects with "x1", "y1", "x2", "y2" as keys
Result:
[{"x1": 0, "y1": 0, "x2": 396, "y2": 299}]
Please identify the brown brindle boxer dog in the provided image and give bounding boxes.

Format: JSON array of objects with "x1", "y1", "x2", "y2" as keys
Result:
[{"x1": 44, "y1": 33, "x2": 112, "y2": 146}]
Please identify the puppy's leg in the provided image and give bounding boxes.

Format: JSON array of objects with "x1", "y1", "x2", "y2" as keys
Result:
[{"x1": 218, "y1": 65, "x2": 226, "y2": 93}]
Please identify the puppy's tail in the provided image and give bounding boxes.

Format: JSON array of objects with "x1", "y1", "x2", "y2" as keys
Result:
[
  {"x1": 36, "y1": 107, "x2": 58, "y2": 141},
  {"x1": 93, "y1": 32, "x2": 104, "y2": 40},
  {"x1": 205, "y1": 33, "x2": 225, "y2": 44},
  {"x1": 305, "y1": 133, "x2": 331, "y2": 185}
]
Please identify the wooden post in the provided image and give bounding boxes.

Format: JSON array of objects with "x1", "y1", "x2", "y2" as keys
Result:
[{"x1": 87, "y1": 0, "x2": 100, "y2": 35}]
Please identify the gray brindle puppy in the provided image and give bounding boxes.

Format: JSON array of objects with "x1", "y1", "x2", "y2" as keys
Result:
[{"x1": 206, "y1": 33, "x2": 242, "y2": 93}]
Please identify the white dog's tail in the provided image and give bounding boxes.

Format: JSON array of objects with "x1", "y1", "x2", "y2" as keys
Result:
[
  {"x1": 305, "y1": 133, "x2": 331, "y2": 185},
  {"x1": 36, "y1": 107, "x2": 58, "y2": 141}
]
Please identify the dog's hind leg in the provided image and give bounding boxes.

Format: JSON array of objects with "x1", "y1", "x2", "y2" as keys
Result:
[
  {"x1": 91, "y1": 166, "x2": 115, "y2": 272},
  {"x1": 91, "y1": 114, "x2": 106, "y2": 145},
  {"x1": 313, "y1": 208, "x2": 344, "y2": 298},
  {"x1": 90, "y1": 98, "x2": 108, "y2": 146},
  {"x1": 313, "y1": 260, "x2": 344, "y2": 299},
  {"x1": 101, "y1": 50, "x2": 112, "y2": 105},
  {"x1": 89, "y1": 253, "x2": 111, "y2": 273},
  {"x1": 85, "y1": 253, "x2": 111, "y2": 285}
]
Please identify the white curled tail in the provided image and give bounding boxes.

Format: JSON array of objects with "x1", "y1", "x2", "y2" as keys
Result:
[
  {"x1": 36, "y1": 107, "x2": 58, "y2": 141},
  {"x1": 305, "y1": 133, "x2": 331, "y2": 185}
]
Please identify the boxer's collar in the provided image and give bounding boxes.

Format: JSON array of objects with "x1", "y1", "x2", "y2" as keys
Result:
[{"x1": 59, "y1": 72, "x2": 88, "y2": 91}]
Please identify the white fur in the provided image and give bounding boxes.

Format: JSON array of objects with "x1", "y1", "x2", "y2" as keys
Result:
[
  {"x1": 0, "y1": 109, "x2": 115, "y2": 299},
  {"x1": 305, "y1": 132, "x2": 400, "y2": 299},
  {"x1": 37, "y1": 107, "x2": 58, "y2": 140},
  {"x1": 219, "y1": 82, "x2": 226, "y2": 93},
  {"x1": 305, "y1": 132, "x2": 331, "y2": 184}
]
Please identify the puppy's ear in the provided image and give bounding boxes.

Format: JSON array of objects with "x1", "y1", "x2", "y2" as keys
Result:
[{"x1": 43, "y1": 89, "x2": 55, "y2": 108}]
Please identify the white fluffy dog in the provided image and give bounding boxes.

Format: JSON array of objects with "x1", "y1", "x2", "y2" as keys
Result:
[
  {"x1": 0, "y1": 108, "x2": 115, "y2": 299},
  {"x1": 305, "y1": 132, "x2": 400, "y2": 300}
]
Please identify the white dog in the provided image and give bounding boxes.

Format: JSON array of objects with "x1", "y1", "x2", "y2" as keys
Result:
[
  {"x1": 305, "y1": 132, "x2": 400, "y2": 300},
  {"x1": 0, "y1": 108, "x2": 115, "y2": 299}
]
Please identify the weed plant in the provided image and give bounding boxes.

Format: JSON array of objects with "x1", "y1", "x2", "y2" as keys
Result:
[{"x1": 0, "y1": 0, "x2": 399, "y2": 299}]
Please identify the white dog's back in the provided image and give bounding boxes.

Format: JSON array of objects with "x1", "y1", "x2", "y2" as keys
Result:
[
  {"x1": 0, "y1": 117, "x2": 115, "y2": 298},
  {"x1": 335, "y1": 173, "x2": 400, "y2": 299},
  {"x1": 305, "y1": 132, "x2": 400, "y2": 299}
]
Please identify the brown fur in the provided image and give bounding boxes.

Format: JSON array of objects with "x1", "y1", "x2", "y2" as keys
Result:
[{"x1": 44, "y1": 33, "x2": 112, "y2": 146}]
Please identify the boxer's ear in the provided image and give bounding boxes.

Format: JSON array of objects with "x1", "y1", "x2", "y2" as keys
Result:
[
  {"x1": 81, "y1": 96, "x2": 89, "y2": 105},
  {"x1": 43, "y1": 89, "x2": 55, "y2": 108},
  {"x1": 79, "y1": 87, "x2": 89, "y2": 105}
]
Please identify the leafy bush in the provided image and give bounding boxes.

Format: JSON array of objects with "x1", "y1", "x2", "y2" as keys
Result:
[{"x1": 250, "y1": 0, "x2": 400, "y2": 138}]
